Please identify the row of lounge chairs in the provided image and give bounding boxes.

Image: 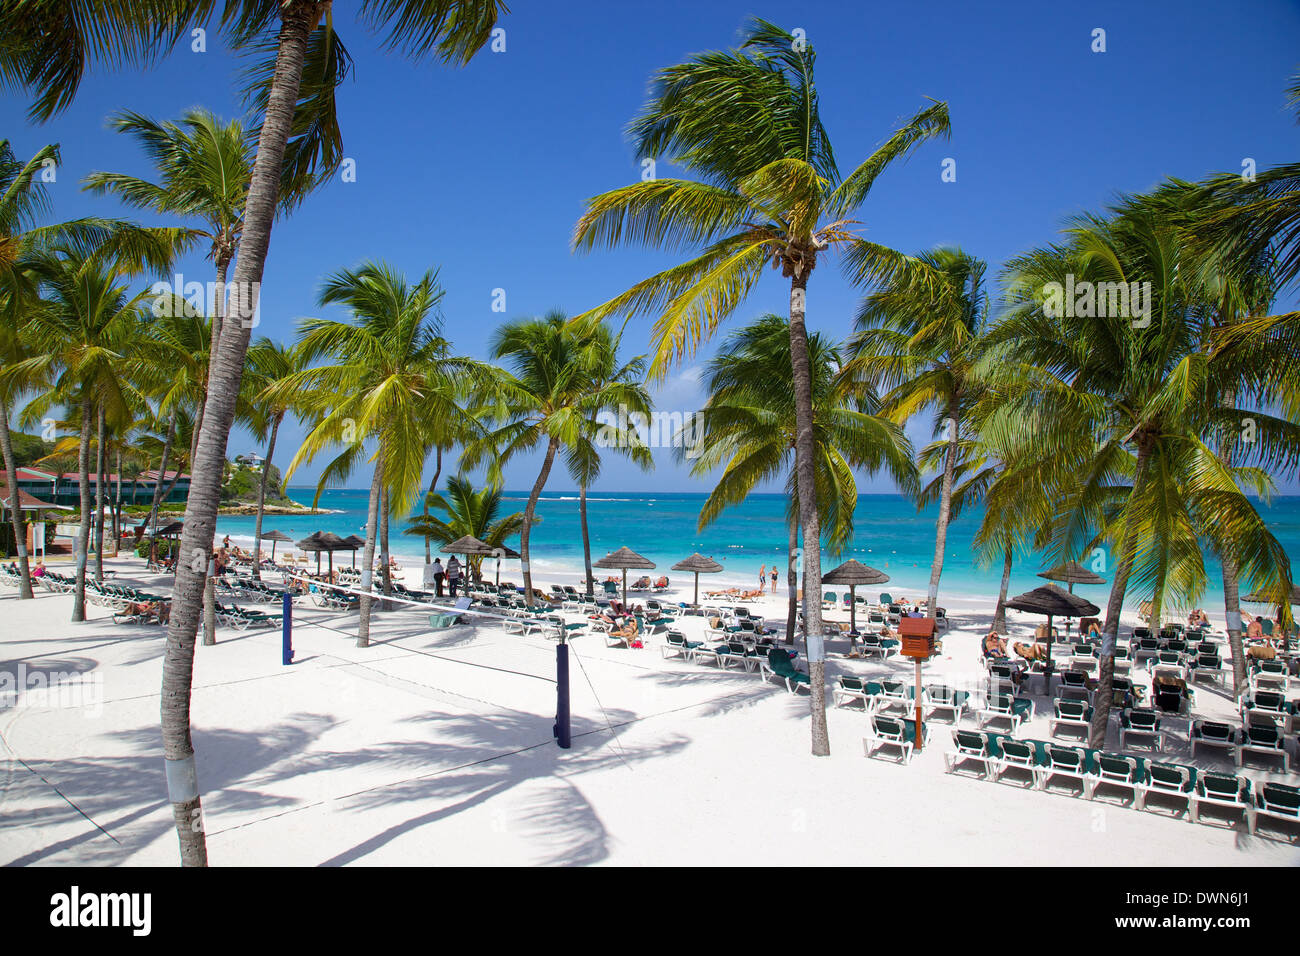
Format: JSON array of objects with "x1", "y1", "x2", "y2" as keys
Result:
[
  {"x1": 941, "y1": 729, "x2": 1298, "y2": 839},
  {"x1": 661, "y1": 633, "x2": 812, "y2": 692}
]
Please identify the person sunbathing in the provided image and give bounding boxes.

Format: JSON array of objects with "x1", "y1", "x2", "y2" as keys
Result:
[
  {"x1": 983, "y1": 631, "x2": 1008, "y2": 658},
  {"x1": 1013, "y1": 641, "x2": 1046, "y2": 662}
]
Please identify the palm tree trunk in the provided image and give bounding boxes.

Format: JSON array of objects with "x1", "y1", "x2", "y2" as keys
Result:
[
  {"x1": 146, "y1": 409, "x2": 177, "y2": 563},
  {"x1": 94, "y1": 406, "x2": 106, "y2": 581},
  {"x1": 380, "y1": 482, "x2": 392, "y2": 599},
  {"x1": 0, "y1": 396, "x2": 33, "y2": 599},
  {"x1": 788, "y1": 271, "x2": 828, "y2": 756},
  {"x1": 926, "y1": 407, "x2": 959, "y2": 619},
  {"x1": 423, "y1": 446, "x2": 442, "y2": 565},
  {"x1": 72, "y1": 394, "x2": 93, "y2": 622},
  {"x1": 1088, "y1": 435, "x2": 1153, "y2": 749},
  {"x1": 580, "y1": 483, "x2": 594, "y2": 595},
  {"x1": 785, "y1": 518, "x2": 798, "y2": 645},
  {"x1": 159, "y1": 2, "x2": 319, "y2": 867},
  {"x1": 358, "y1": 461, "x2": 383, "y2": 646},
  {"x1": 1221, "y1": 554, "x2": 1247, "y2": 698},
  {"x1": 992, "y1": 541, "x2": 1014, "y2": 633},
  {"x1": 112, "y1": 449, "x2": 121, "y2": 554},
  {"x1": 251, "y1": 412, "x2": 282, "y2": 580},
  {"x1": 521, "y1": 437, "x2": 559, "y2": 608}
]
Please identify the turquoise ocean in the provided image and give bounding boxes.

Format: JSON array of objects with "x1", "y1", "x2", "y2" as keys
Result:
[{"x1": 213, "y1": 490, "x2": 1300, "y2": 608}]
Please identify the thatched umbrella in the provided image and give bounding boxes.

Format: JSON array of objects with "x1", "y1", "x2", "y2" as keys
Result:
[
  {"x1": 297, "y1": 531, "x2": 328, "y2": 574},
  {"x1": 1241, "y1": 585, "x2": 1300, "y2": 605},
  {"x1": 671, "y1": 552, "x2": 723, "y2": 606},
  {"x1": 440, "y1": 534, "x2": 498, "y2": 592},
  {"x1": 317, "y1": 531, "x2": 346, "y2": 577},
  {"x1": 262, "y1": 529, "x2": 293, "y2": 565},
  {"x1": 823, "y1": 559, "x2": 890, "y2": 633},
  {"x1": 594, "y1": 546, "x2": 655, "y2": 606},
  {"x1": 1005, "y1": 583, "x2": 1100, "y2": 683},
  {"x1": 340, "y1": 534, "x2": 365, "y2": 568},
  {"x1": 1038, "y1": 561, "x2": 1107, "y2": 638}
]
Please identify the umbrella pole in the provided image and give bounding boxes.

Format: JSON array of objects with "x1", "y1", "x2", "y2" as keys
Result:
[
  {"x1": 622, "y1": 569, "x2": 628, "y2": 608},
  {"x1": 1044, "y1": 613, "x2": 1054, "y2": 693},
  {"x1": 271, "y1": 541, "x2": 277, "y2": 565},
  {"x1": 850, "y1": 585, "x2": 857, "y2": 633},
  {"x1": 694, "y1": 571, "x2": 699, "y2": 607}
]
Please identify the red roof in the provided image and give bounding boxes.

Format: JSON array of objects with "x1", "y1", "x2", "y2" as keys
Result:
[
  {"x1": 15, "y1": 467, "x2": 57, "y2": 481},
  {"x1": 140, "y1": 469, "x2": 190, "y2": 481},
  {"x1": 0, "y1": 484, "x2": 60, "y2": 510}
]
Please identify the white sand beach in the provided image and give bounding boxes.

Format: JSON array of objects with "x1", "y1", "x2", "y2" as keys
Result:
[{"x1": 1, "y1": 552, "x2": 1297, "y2": 866}]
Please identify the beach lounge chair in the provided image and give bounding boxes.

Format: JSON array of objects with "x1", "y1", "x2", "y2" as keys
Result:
[
  {"x1": 864, "y1": 714, "x2": 929, "y2": 765},
  {"x1": 1248, "y1": 658, "x2": 1289, "y2": 693},
  {"x1": 1250, "y1": 782, "x2": 1300, "y2": 841},
  {"x1": 1119, "y1": 708, "x2": 1163, "y2": 751},
  {"x1": 834, "y1": 675, "x2": 873, "y2": 710},
  {"x1": 1068, "y1": 643, "x2": 1098, "y2": 673},
  {"x1": 944, "y1": 729, "x2": 996, "y2": 779},
  {"x1": 1240, "y1": 720, "x2": 1291, "y2": 772},
  {"x1": 1190, "y1": 772, "x2": 1253, "y2": 829},
  {"x1": 1136, "y1": 762, "x2": 1195, "y2": 815},
  {"x1": 1085, "y1": 753, "x2": 1144, "y2": 805},
  {"x1": 924, "y1": 684, "x2": 970, "y2": 724},
  {"x1": 977, "y1": 693, "x2": 1033, "y2": 733},
  {"x1": 1039, "y1": 744, "x2": 1089, "y2": 796},
  {"x1": 1055, "y1": 669, "x2": 1092, "y2": 702},
  {"x1": 1050, "y1": 699, "x2": 1092, "y2": 741},
  {"x1": 992, "y1": 739, "x2": 1040, "y2": 788},
  {"x1": 764, "y1": 647, "x2": 811, "y2": 694},
  {"x1": 1190, "y1": 651, "x2": 1226, "y2": 687},
  {"x1": 1189, "y1": 720, "x2": 1240, "y2": 763},
  {"x1": 859, "y1": 632, "x2": 899, "y2": 659},
  {"x1": 821, "y1": 591, "x2": 837, "y2": 610},
  {"x1": 1131, "y1": 635, "x2": 1161, "y2": 666},
  {"x1": 1241, "y1": 690, "x2": 1294, "y2": 730},
  {"x1": 662, "y1": 630, "x2": 703, "y2": 661}
]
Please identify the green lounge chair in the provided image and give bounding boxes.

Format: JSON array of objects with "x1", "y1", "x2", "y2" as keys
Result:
[
  {"x1": 764, "y1": 647, "x2": 811, "y2": 694},
  {"x1": 992, "y1": 738, "x2": 1040, "y2": 788},
  {"x1": 1251, "y1": 782, "x2": 1300, "y2": 841},
  {"x1": 1136, "y1": 762, "x2": 1195, "y2": 816},
  {"x1": 1190, "y1": 772, "x2": 1253, "y2": 828},
  {"x1": 1119, "y1": 707, "x2": 1164, "y2": 751},
  {"x1": 944, "y1": 729, "x2": 995, "y2": 779},
  {"x1": 661, "y1": 630, "x2": 702, "y2": 661},
  {"x1": 1050, "y1": 698, "x2": 1093, "y2": 740},
  {"x1": 834, "y1": 675, "x2": 871, "y2": 709},
  {"x1": 1085, "y1": 753, "x2": 1142, "y2": 804},
  {"x1": 864, "y1": 714, "x2": 928, "y2": 765},
  {"x1": 924, "y1": 684, "x2": 970, "y2": 724},
  {"x1": 1240, "y1": 721, "x2": 1291, "y2": 773},
  {"x1": 1039, "y1": 744, "x2": 1089, "y2": 795},
  {"x1": 1189, "y1": 720, "x2": 1239, "y2": 763}
]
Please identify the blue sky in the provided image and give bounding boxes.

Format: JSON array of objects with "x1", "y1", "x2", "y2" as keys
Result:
[{"x1": 5, "y1": 0, "x2": 1299, "y2": 494}]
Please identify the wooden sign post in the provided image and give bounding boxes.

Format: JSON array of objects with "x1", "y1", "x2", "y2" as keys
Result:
[{"x1": 899, "y1": 617, "x2": 937, "y2": 750}]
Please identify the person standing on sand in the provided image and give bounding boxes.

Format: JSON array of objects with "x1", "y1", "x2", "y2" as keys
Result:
[
  {"x1": 770, "y1": 566, "x2": 778, "y2": 592},
  {"x1": 430, "y1": 558, "x2": 445, "y2": 597},
  {"x1": 758, "y1": 564, "x2": 766, "y2": 594},
  {"x1": 447, "y1": 556, "x2": 461, "y2": 598}
]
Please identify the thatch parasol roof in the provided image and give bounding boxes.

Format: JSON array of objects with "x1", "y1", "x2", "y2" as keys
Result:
[
  {"x1": 440, "y1": 534, "x2": 498, "y2": 556},
  {"x1": 671, "y1": 553, "x2": 723, "y2": 574},
  {"x1": 822, "y1": 558, "x2": 890, "y2": 587},
  {"x1": 1005, "y1": 583, "x2": 1100, "y2": 618},
  {"x1": 1038, "y1": 561, "x2": 1107, "y2": 586},
  {"x1": 594, "y1": 546, "x2": 655, "y2": 570}
]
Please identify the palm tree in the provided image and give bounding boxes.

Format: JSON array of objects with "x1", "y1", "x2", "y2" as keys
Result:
[
  {"x1": 243, "y1": 338, "x2": 307, "y2": 578},
  {"x1": 842, "y1": 248, "x2": 991, "y2": 621},
  {"x1": 1, "y1": 0, "x2": 507, "y2": 867},
  {"x1": 991, "y1": 190, "x2": 1299, "y2": 747},
  {"x1": 281, "y1": 262, "x2": 468, "y2": 646},
  {"x1": 404, "y1": 475, "x2": 525, "y2": 581},
  {"x1": 572, "y1": 19, "x2": 949, "y2": 755},
  {"x1": 567, "y1": 322, "x2": 652, "y2": 596},
  {"x1": 465, "y1": 312, "x2": 650, "y2": 608},
  {"x1": 685, "y1": 314, "x2": 916, "y2": 643},
  {"x1": 18, "y1": 248, "x2": 150, "y2": 619}
]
